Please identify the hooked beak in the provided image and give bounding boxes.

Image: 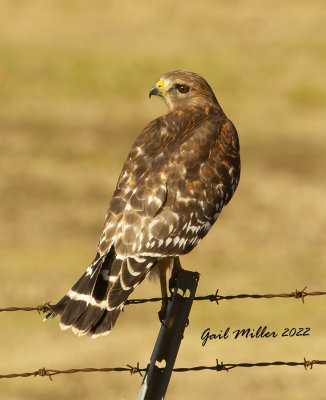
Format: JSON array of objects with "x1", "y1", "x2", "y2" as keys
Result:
[
  {"x1": 149, "y1": 80, "x2": 166, "y2": 98},
  {"x1": 149, "y1": 85, "x2": 162, "y2": 98},
  {"x1": 149, "y1": 86, "x2": 161, "y2": 98}
]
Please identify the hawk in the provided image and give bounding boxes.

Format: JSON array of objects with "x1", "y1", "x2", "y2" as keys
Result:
[{"x1": 48, "y1": 70, "x2": 240, "y2": 338}]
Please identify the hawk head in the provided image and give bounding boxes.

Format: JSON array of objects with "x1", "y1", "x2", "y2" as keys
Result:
[{"x1": 149, "y1": 70, "x2": 220, "y2": 111}]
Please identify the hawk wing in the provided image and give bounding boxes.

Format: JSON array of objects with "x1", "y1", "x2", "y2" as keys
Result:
[
  {"x1": 50, "y1": 107, "x2": 240, "y2": 337},
  {"x1": 100, "y1": 108, "x2": 240, "y2": 258}
]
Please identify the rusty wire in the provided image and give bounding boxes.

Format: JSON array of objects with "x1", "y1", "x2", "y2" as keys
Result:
[
  {"x1": 128, "y1": 287, "x2": 326, "y2": 305},
  {"x1": 1, "y1": 359, "x2": 325, "y2": 380},
  {"x1": 0, "y1": 303, "x2": 51, "y2": 313},
  {"x1": 1, "y1": 287, "x2": 325, "y2": 314},
  {"x1": 1, "y1": 289, "x2": 325, "y2": 381},
  {"x1": 0, "y1": 365, "x2": 146, "y2": 380}
]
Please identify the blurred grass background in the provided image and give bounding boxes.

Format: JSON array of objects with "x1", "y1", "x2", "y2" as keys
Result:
[{"x1": 0, "y1": 0, "x2": 325, "y2": 399}]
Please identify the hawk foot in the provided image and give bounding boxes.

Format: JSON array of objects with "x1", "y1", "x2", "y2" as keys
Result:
[{"x1": 158, "y1": 308, "x2": 167, "y2": 327}]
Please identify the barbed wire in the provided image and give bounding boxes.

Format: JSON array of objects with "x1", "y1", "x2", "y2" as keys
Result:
[
  {"x1": 0, "y1": 303, "x2": 51, "y2": 313},
  {"x1": 1, "y1": 287, "x2": 325, "y2": 314},
  {"x1": 1, "y1": 359, "x2": 325, "y2": 380},
  {"x1": 128, "y1": 287, "x2": 326, "y2": 305},
  {"x1": 1, "y1": 290, "x2": 325, "y2": 386}
]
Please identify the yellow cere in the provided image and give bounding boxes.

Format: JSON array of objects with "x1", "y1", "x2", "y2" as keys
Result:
[{"x1": 156, "y1": 80, "x2": 165, "y2": 88}]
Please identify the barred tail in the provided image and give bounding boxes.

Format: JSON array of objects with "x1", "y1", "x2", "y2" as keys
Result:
[{"x1": 48, "y1": 247, "x2": 156, "y2": 338}]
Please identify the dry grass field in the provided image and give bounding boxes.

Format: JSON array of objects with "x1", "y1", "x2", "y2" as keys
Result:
[{"x1": 1, "y1": 1, "x2": 325, "y2": 399}]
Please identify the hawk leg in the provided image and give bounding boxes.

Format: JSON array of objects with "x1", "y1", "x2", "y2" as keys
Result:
[
  {"x1": 158, "y1": 262, "x2": 168, "y2": 324},
  {"x1": 157, "y1": 257, "x2": 183, "y2": 323},
  {"x1": 169, "y1": 256, "x2": 183, "y2": 294}
]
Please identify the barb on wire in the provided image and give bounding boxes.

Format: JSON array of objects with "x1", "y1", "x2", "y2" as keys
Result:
[
  {"x1": 1, "y1": 359, "x2": 325, "y2": 380},
  {"x1": 1, "y1": 287, "x2": 326, "y2": 314}
]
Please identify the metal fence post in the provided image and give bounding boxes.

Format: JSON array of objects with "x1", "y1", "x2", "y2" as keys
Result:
[{"x1": 137, "y1": 269, "x2": 199, "y2": 400}]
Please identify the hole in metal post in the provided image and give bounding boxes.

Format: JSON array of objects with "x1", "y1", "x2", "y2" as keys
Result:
[
  {"x1": 155, "y1": 359, "x2": 166, "y2": 369},
  {"x1": 176, "y1": 288, "x2": 191, "y2": 298}
]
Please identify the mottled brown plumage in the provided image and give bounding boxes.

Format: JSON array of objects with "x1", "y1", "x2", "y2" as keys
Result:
[{"x1": 48, "y1": 70, "x2": 240, "y2": 338}]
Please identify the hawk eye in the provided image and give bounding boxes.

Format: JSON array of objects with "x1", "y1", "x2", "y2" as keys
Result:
[{"x1": 176, "y1": 84, "x2": 190, "y2": 94}]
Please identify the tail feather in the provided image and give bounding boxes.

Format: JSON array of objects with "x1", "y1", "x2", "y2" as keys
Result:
[
  {"x1": 48, "y1": 247, "x2": 157, "y2": 338},
  {"x1": 88, "y1": 307, "x2": 121, "y2": 338},
  {"x1": 68, "y1": 304, "x2": 106, "y2": 335},
  {"x1": 60, "y1": 298, "x2": 88, "y2": 330}
]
